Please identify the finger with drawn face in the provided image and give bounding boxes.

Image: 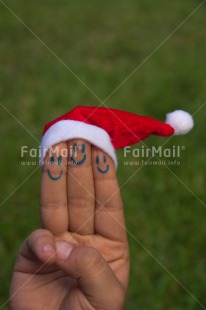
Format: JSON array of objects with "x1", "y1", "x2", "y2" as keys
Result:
[
  {"x1": 92, "y1": 147, "x2": 127, "y2": 241},
  {"x1": 67, "y1": 139, "x2": 95, "y2": 235},
  {"x1": 40, "y1": 142, "x2": 68, "y2": 235}
]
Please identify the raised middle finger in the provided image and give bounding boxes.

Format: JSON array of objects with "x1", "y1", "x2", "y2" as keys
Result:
[{"x1": 67, "y1": 139, "x2": 95, "y2": 235}]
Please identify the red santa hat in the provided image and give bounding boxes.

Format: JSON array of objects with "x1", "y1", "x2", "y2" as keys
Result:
[{"x1": 40, "y1": 106, "x2": 194, "y2": 168}]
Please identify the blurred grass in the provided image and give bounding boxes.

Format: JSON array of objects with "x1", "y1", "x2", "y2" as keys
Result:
[{"x1": 0, "y1": 0, "x2": 206, "y2": 309}]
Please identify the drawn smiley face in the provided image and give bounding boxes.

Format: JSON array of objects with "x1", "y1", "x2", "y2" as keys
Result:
[
  {"x1": 96, "y1": 154, "x2": 109, "y2": 174},
  {"x1": 70, "y1": 143, "x2": 87, "y2": 166},
  {"x1": 47, "y1": 155, "x2": 63, "y2": 181}
]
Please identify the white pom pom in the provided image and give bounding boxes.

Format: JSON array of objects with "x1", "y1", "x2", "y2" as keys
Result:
[{"x1": 165, "y1": 110, "x2": 194, "y2": 135}]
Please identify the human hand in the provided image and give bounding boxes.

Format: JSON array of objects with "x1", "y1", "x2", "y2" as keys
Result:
[{"x1": 10, "y1": 139, "x2": 130, "y2": 309}]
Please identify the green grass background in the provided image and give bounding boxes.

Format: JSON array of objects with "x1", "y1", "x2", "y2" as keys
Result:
[{"x1": 0, "y1": 0, "x2": 206, "y2": 309}]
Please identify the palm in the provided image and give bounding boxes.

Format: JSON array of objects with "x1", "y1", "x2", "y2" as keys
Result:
[
  {"x1": 63, "y1": 231, "x2": 129, "y2": 286},
  {"x1": 12, "y1": 232, "x2": 128, "y2": 309}
]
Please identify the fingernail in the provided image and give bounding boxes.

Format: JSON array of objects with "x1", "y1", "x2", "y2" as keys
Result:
[{"x1": 56, "y1": 241, "x2": 73, "y2": 261}]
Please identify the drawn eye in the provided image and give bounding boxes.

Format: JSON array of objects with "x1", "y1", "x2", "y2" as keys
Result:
[
  {"x1": 96, "y1": 155, "x2": 99, "y2": 165},
  {"x1": 50, "y1": 156, "x2": 55, "y2": 165},
  {"x1": 81, "y1": 144, "x2": 85, "y2": 153},
  {"x1": 73, "y1": 143, "x2": 78, "y2": 153},
  {"x1": 58, "y1": 156, "x2": 62, "y2": 165},
  {"x1": 103, "y1": 155, "x2": 107, "y2": 163}
]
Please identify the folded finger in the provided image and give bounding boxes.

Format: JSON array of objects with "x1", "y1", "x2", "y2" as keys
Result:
[{"x1": 15, "y1": 229, "x2": 57, "y2": 274}]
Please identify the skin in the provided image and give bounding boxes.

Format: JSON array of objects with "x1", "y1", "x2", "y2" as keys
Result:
[
  {"x1": 9, "y1": 139, "x2": 130, "y2": 310},
  {"x1": 47, "y1": 155, "x2": 63, "y2": 180}
]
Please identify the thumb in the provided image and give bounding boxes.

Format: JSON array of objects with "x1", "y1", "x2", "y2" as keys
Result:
[{"x1": 55, "y1": 241, "x2": 125, "y2": 310}]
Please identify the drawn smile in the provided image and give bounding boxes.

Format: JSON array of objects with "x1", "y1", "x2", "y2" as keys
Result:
[
  {"x1": 97, "y1": 165, "x2": 109, "y2": 174},
  {"x1": 47, "y1": 169, "x2": 63, "y2": 181},
  {"x1": 96, "y1": 154, "x2": 110, "y2": 174},
  {"x1": 47, "y1": 155, "x2": 63, "y2": 181},
  {"x1": 70, "y1": 154, "x2": 87, "y2": 165}
]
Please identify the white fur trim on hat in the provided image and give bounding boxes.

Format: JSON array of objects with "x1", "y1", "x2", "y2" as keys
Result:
[
  {"x1": 40, "y1": 120, "x2": 117, "y2": 168},
  {"x1": 165, "y1": 110, "x2": 194, "y2": 135}
]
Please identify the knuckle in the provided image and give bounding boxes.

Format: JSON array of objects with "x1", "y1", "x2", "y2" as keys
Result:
[
  {"x1": 41, "y1": 201, "x2": 67, "y2": 210},
  {"x1": 27, "y1": 229, "x2": 51, "y2": 255},
  {"x1": 29, "y1": 229, "x2": 49, "y2": 243}
]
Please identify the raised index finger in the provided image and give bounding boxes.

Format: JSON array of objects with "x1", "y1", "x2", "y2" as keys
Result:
[{"x1": 40, "y1": 142, "x2": 68, "y2": 235}]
